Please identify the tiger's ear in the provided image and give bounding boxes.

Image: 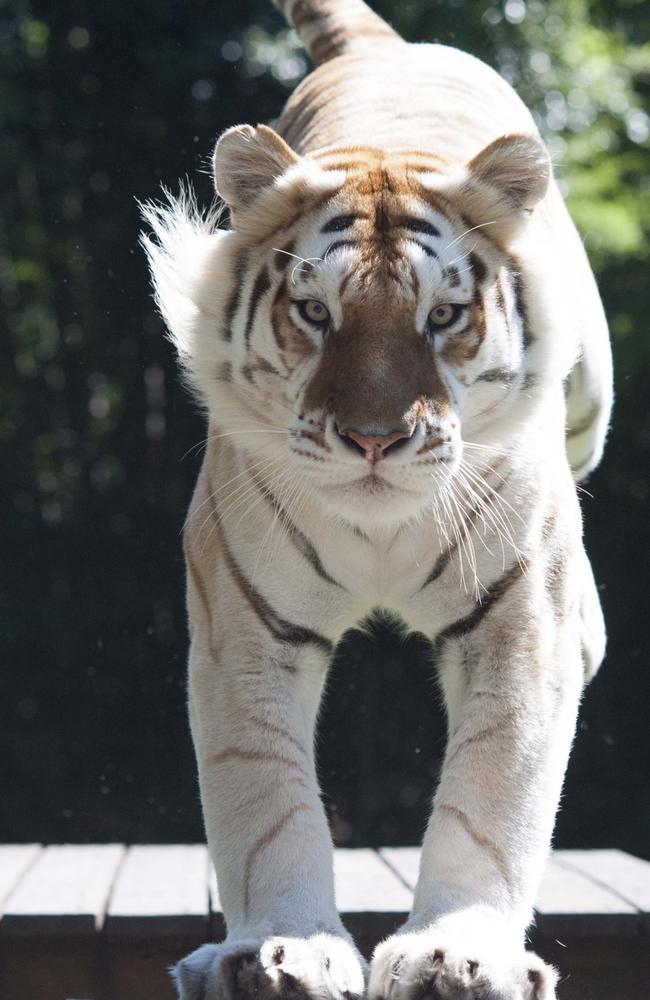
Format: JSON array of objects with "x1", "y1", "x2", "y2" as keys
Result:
[
  {"x1": 453, "y1": 134, "x2": 550, "y2": 243},
  {"x1": 213, "y1": 124, "x2": 300, "y2": 217}
]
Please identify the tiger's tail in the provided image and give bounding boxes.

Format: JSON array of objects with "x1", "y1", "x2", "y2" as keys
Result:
[{"x1": 272, "y1": 0, "x2": 400, "y2": 66}]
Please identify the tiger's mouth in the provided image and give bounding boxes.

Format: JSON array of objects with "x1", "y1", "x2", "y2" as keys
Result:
[
  {"x1": 323, "y1": 468, "x2": 429, "y2": 499},
  {"x1": 349, "y1": 473, "x2": 400, "y2": 496},
  {"x1": 288, "y1": 413, "x2": 462, "y2": 526}
]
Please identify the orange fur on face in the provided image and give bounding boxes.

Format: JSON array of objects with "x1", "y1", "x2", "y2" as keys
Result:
[{"x1": 303, "y1": 294, "x2": 450, "y2": 433}]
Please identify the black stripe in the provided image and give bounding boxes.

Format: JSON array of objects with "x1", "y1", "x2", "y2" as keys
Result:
[
  {"x1": 324, "y1": 239, "x2": 356, "y2": 258},
  {"x1": 444, "y1": 264, "x2": 461, "y2": 288},
  {"x1": 252, "y1": 472, "x2": 344, "y2": 590},
  {"x1": 244, "y1": 267, "x2": 271, "y2": 346},
  {"x1": 211, "y1": 481, "x2": 333, "y2": 655},
  {"x1": 495, "y1": 274, "x2": 506, "y2": 313},
  {"x1": 274, "y1": 241, "x2": 295, "y2": 271},
  {"x1": 432, "y1": 561, "x2": 527, "y2": 657},
  {"x1": 291, "y1": 535, "x2": 341, "y2": 588},
  {"x1": 475, "y1": 368, "x2": 518, "y2": 385},
  {"x1": 223, "y1": 249, "x2": 248, "y2": 340},
  {"x1": 217, "y1": 361, "x2": 232, "y2": 383},
  {"x1": 402, "y1": 217, "x2": 441, "y2": 238},
  {"x1": 469, "y1": 251, "x2": 487, "y2": 285},
  {"x1": 420, "y1": 547, "x2": 454, "y2": 589},
  {"x1": 508, "y1": 261, "x2": 533, "y2": 349},
  {"x1": 494, "y1": 270, "x2": 515, "y2": 357},
  {"x1": 242, "y1": 354, "x2": 284, "y2": 383},
  {"x1": 417, "y1": 473, "x2": 508, "y2": 594},
  {"x1": 253, "y1": 354, "x2": 283, "y2": 378},
  {"x1": 321, "y1": 214, "x2": 361, "y2": 233},
  {"x1": 412, "y1": 239, "x2": 438, "y2": 259}
]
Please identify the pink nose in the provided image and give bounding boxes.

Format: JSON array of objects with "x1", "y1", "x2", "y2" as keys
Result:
[{"x1": 340, "y1": 428, "x2": 412, "y2": 462}]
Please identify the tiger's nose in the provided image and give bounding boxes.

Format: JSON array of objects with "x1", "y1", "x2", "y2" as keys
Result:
[{"x1": 337, "y1": 425, "x2": 414, "y2": 462}]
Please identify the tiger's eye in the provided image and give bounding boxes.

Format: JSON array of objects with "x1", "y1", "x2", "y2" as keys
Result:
[
  {"x1": 299, "y1": 300, "x2": 330, "y2": 325},
  {"x1": 429, "y1": 303, "x2": 456, "y2": 327}
]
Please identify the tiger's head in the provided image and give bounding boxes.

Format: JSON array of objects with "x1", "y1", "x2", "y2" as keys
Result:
[{"x1": 145, "y1": 125, "x2": 553, "y2": 530}]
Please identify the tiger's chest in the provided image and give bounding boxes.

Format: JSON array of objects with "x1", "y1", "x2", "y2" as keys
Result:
[{"x1": 269, "y1": 517, "x2": 478, "y2": 636}]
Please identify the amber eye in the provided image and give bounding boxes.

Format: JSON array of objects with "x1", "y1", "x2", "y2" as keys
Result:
[
  {"x1": 297, "y1": 299, "x2": 330, "y2": 325},
  {"x1": 428, "y1": 303, "x2": 463, "y2": 329}
]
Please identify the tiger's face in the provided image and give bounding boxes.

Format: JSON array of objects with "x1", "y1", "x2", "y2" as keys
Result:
[{"x1": 181, "y1": 126, "x2": 550, "y2": 529}]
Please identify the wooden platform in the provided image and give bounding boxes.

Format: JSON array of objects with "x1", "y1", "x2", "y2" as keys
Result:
[{"x1": 0, "y1": 846, "x2": 648, "y2": 1000}]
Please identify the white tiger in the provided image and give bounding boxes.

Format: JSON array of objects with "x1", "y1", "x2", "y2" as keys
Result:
[{"x1": 142, "y1": 1, "x2": 612, "y2": 997}]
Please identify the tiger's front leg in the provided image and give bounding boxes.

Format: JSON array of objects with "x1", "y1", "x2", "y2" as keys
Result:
[
  {"x1": 369, "y1": 561, "x2": 585, "y2": 1000},
  {"x1": 174, "y1": 485, "x2": 364, "y2": 1000}
]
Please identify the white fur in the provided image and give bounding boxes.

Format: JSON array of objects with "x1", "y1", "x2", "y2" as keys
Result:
[
  {"x1": 143, "y1": 6, "x2": 613, "y2": 1000},
  {"x1": 145, "y1": 186, "x2": 609, "y2": 1000}
]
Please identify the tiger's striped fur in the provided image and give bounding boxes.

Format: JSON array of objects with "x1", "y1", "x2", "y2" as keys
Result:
[{"x1": 142, "y1": 2, "x2": 611, "y2": 998}]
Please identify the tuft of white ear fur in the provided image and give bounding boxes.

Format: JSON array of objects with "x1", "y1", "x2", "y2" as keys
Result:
[
  {"x1": 447, "y1": 133, "x2": 551, "y2": 244},
  {"x1": 140, "y1": 186, "x2": 226, "y2": 384},
  {"x1": 213, "y1": 124, "x2": 300, "y2": 218}
]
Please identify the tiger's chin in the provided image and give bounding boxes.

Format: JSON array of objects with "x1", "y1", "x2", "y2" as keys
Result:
[{"x1": 316, "y1": 470, "x2": 440, "y2": 531}]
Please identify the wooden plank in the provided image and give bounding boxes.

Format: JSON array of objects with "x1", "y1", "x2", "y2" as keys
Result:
[
  {"x1": 381, "y1": 847, "x2": 645, "y2": 937},
  {"x1": 2, "y1": 844, "x2": 646, "y2": 941},
  {"x1": 379, "y1": 846, "x2": 420, "y2": 890},
  {"x1": 0, "y1": 845, "x2": 41, "y2": 914},
  {"x1": 334, "y1": 848, "x2": 411, "y2": 945},
  {"x1": 334, "y1": 848, "x2": 413, "y2": 948},
  {"x1": 194, "y1": 848, "x2": 415, "y2": 936},
  {"x1": 535, "y1": 854, "x2": 639, "y2": 936},
  {"x1": 106, "y1": 847, "x2": 210, "y2": 1000},
  {"x1": 0, "y1": 844, "x2": 124, "y2": 935},
  {"x1": 335, "y1": 849, "x2": 412, "y2": 914},
  {"x1": 554, "y1": 849, "x2": 650, "y2": 928},
  {"x1": 106, "y1": 844, "x2": 209, "y2": 937},
  {"x1": 205, "y1": 850, "x2": 413, "y2": 938},
  {"x1": 1, "y1": 847, "x2": 109, "y2": 1000}
]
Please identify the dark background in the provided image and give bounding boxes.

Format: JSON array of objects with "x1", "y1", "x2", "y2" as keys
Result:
[{"x1": 2, "y1": 0, "x2": 649, "y2": 855}]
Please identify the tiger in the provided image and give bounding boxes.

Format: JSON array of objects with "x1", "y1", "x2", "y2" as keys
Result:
[{"x1": 142, "y1": 1, "x2": 613, "y2": 998}]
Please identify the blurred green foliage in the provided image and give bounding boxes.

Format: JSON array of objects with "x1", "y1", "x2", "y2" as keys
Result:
[{"x1": 1, "y1": 0, "x2": 649, "y2": 852}]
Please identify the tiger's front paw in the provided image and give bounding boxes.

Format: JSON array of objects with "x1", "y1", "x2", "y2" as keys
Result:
[
  {"x1": 173, "y1": 933, "x2": 366, "y2": 1000},
  {"x1": 368, "y1": 927, "x2": 557, "y2": 1000}
]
